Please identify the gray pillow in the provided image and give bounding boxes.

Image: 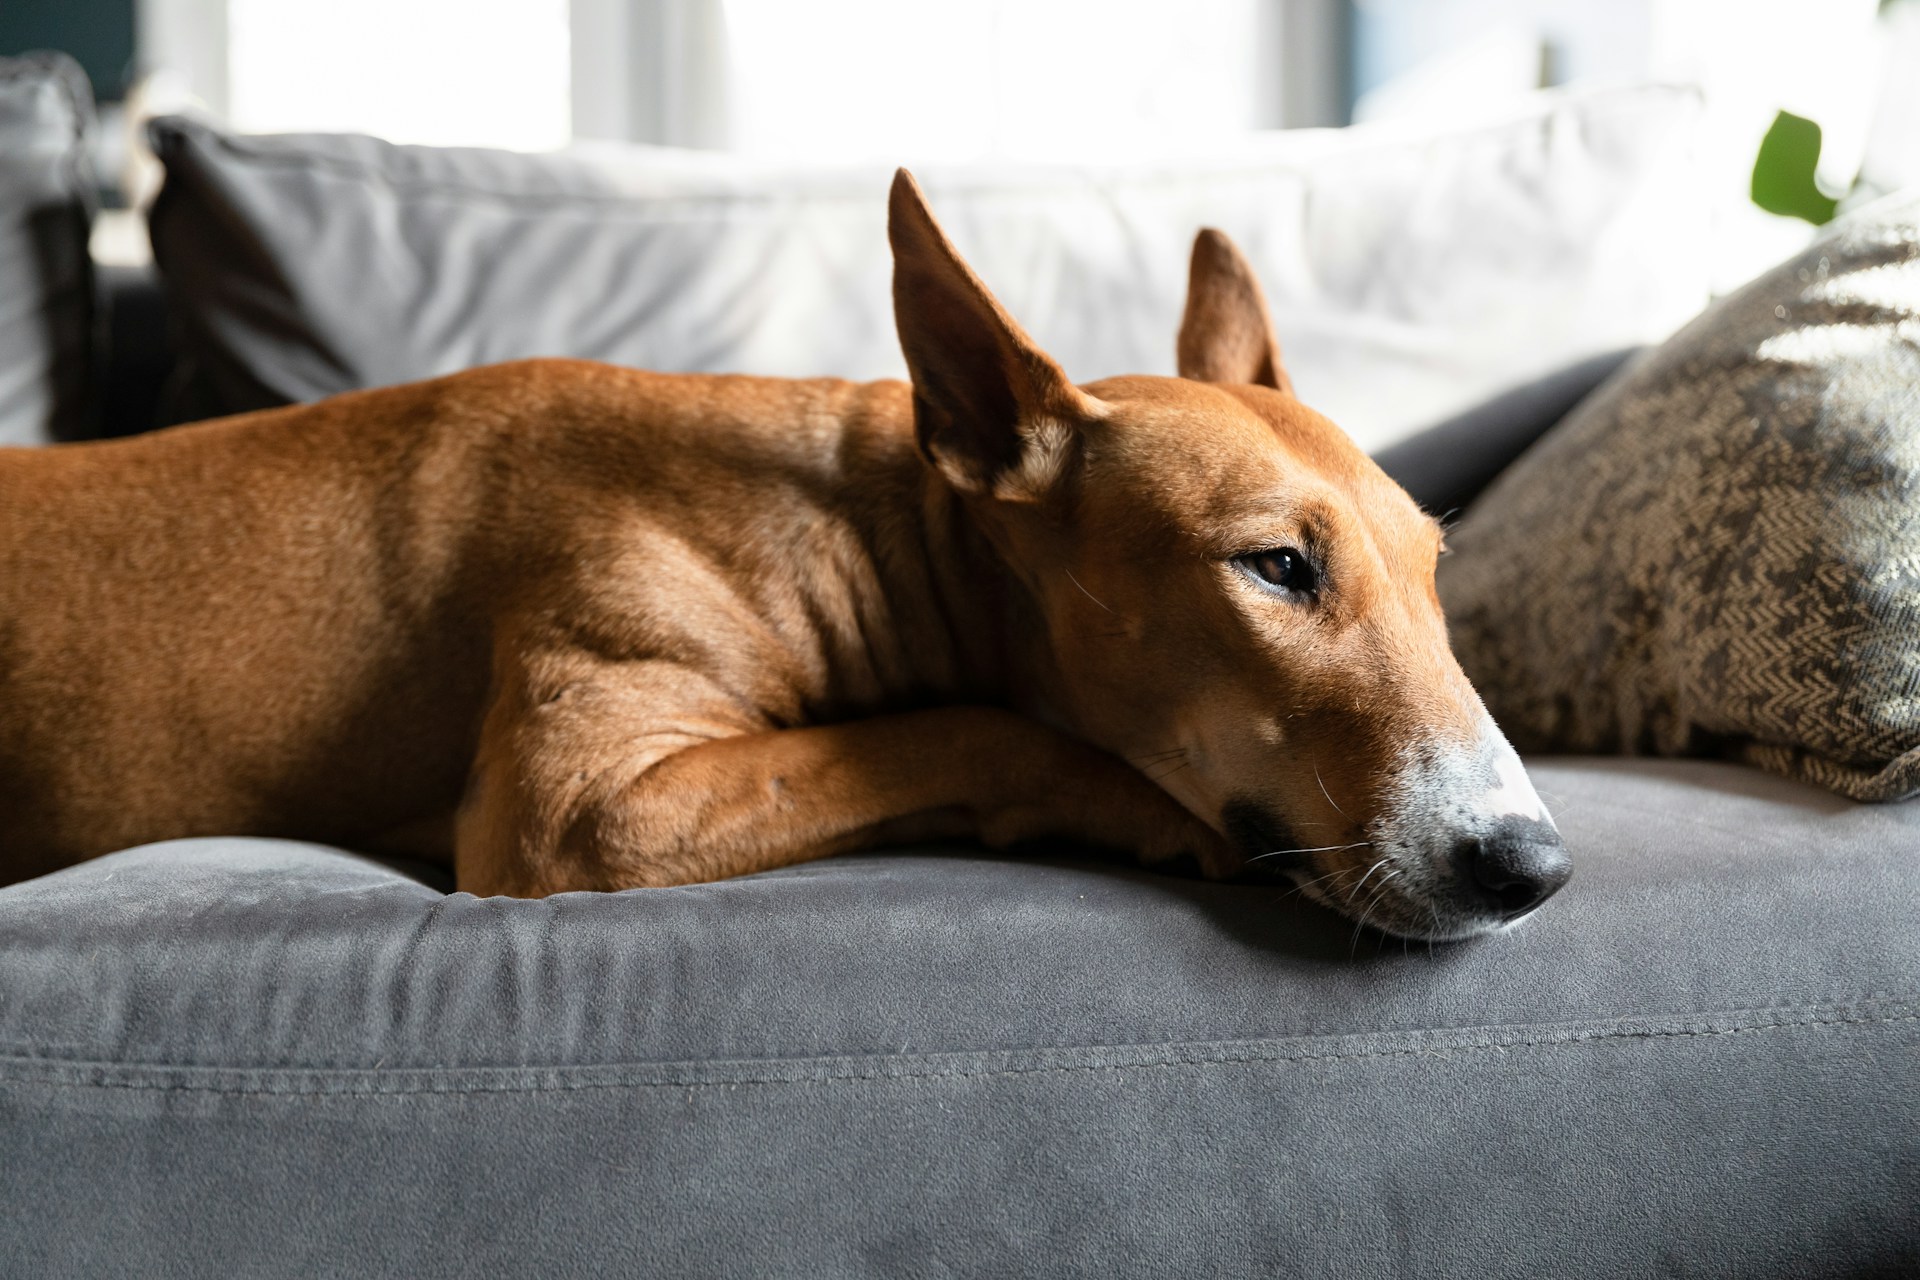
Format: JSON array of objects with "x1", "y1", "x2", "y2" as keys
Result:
[
  {"x1": 0, "y1": 53, "x2": 94, "y2": 446},
  {"x1": 1371, "y1": 346, "x2": 1640, "y2": 518},
  {"x1": 1439, "y1": 189, "x2": 1920, "y2": 801}
]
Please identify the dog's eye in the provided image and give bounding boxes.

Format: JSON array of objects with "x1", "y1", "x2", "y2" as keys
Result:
[{"x1": 1239, "y1": 548, "x2": 1317, "y2": 595}]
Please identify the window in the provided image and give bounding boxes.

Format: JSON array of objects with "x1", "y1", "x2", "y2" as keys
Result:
[
  {"x1": 225, "y1": 0, "x2": 570, "y2": 149},
  {"x1": 720, "y1": 0, "x2": 1267, "y2": 162}
]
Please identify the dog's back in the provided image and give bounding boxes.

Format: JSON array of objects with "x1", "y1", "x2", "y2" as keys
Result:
[
  {"x1": 0, "y1": 374, "x2": 494, "y2": 878},
  {"x1": 0, "y1": 358, "x2": 939, "y2": 883}
]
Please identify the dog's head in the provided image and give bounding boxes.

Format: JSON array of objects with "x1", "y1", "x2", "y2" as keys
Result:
[{"x1": 889, "y1": 171, "x2": 1567, "y2": 941}]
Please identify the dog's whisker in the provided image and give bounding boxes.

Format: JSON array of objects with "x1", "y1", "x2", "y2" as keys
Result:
[
  {"x1": 1127, "y1": 748, "x2": 1187, "y2": 767},
  {"x1": 1248, "y1": 839, "x2": 1369, "y2": 864},
  {"x1": 1267, "y1": 863, "x2": 1355, "y2": 902},
  {"x1": 1347, "y1": 870, "x2": 1402, "y2": 958},
  {"x1": 1313, "y1": 758, "x2": 1348, "y2": 819},
  {"x1": 1064, "y1": 568, "x2": 1117, "y2": 615},
  {"x1": 1341, "y1": 856, "x2": 1392, "y2": 907}
]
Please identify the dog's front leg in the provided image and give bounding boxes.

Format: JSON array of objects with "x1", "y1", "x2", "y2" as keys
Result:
[{"x1": 457, "y1": 699, "x2": 1231, "y2": 897}]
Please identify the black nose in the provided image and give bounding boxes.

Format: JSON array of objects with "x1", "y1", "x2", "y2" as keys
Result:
[{"x1": 1455, "y1": 819, "x2": 1571, "y2": 918}]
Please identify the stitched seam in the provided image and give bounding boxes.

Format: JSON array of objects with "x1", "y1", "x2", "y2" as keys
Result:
[
  {"x1": 1, "y1": 1004, "x2": 1912, "y2": 1098},
  {"x1": 1, "y1": 993, "x2": 1905, "y2": 1073}
]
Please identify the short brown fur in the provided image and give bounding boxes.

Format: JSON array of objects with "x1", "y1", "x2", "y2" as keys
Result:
[{"x1": 0, "y1": 174, "x2": 1487, "y2": 928}]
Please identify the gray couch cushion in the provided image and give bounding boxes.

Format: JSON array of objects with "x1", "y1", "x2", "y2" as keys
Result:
[
  {"x1": 0, "y1": 53, "x2": 94, "y2": 446},
  {"x1": 2, "y1": 759, "x2": 1916, "y2": 1277}
]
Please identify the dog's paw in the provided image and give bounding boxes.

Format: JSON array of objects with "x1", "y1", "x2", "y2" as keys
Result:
[{"x1": 1133, "y1": 812, "x2": 1240, "y2": 882}]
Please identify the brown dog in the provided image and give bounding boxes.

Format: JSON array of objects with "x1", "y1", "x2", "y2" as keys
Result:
[{"x1": 0, "y1": 172, "x2": 1566, "y2": 940}]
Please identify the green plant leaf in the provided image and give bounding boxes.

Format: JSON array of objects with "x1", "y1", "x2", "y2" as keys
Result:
[{"x1": 1751, "y1": 109, "x2": 1839, "y2": 225}]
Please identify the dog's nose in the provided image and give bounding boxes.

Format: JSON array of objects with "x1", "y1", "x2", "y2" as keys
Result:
[{"x1": 1455, "y1": 819, "x2": 1570, "y2": 918}]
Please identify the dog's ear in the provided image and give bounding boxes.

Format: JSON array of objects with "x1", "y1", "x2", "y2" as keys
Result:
[
  {"x1": 1176, "y1": 228, "x2": 1292, "y2": 395},
  {"x1": 890, "y1": 169, "x2": 1102, "y2": 501}
]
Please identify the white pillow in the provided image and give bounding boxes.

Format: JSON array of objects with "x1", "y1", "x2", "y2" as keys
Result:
[{"x1": 151, "y1": 82, "x2": 1709, "y2": 451}]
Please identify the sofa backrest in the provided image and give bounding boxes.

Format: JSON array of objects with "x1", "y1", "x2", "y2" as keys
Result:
[{"x1": 147, "y1": 82, "x2": 1711, "y2": 453}]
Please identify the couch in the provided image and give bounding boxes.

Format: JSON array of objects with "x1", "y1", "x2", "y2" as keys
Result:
[{"x1": 2, "y1": 60, "x2": 1916, "y2": 1277}]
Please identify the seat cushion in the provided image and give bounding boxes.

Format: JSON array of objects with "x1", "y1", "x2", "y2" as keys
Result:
[{"x1": 2, "y1": 759, "x2": 1916, "y2": 1277}]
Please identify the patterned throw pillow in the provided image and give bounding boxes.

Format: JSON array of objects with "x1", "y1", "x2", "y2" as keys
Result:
[{"x1": 1438, "y1": 190, "x2": 1920, "y2": 801}]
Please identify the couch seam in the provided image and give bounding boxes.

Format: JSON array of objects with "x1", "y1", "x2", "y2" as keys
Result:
[{"x1": 0, "y1": 1003, "x2": 1912, "y2": 1099}]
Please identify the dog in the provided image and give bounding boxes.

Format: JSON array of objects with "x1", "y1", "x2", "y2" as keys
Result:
[{"x1": 0, "y1": 171, "x2": 1567, "y2": 940}]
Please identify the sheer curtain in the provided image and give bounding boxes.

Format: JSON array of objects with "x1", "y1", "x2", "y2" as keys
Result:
[
  {"x1": 570, "y1": 0, "x2": 733, "y2": 148},
  {"x1": 135, "y1": 0, "x2": 1331, "y2": 157},
  {"x1": 571, "y1": 0, "x2": 1316, "y2": 160},
  {"x1": 226, "y1": 0, "x2": 572, "y2": 149}
]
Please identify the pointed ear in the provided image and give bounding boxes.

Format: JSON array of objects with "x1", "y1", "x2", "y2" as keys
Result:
[
  {"x1": 1176, "y1": 228, "x2": 1292, "y2": 394},
  {"x1": 889, "y1": 169, "x2": 1102, "y2": 501}
]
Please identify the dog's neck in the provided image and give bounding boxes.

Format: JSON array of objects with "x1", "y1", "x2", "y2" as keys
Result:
[{"x1": 829, "y1": 392, "x2": 1063, "y2": 728}]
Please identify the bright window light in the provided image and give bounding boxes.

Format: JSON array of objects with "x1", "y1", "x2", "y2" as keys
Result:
[
  {"x1": 227, "y1": 0, "x2": 571, "y2": 150},
  {"x1": 721, "y1": 0, "x2": 1263, "y2": 163}
]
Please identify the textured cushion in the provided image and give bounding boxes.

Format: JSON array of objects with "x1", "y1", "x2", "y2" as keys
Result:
[
  {"x1": 3, "y1": 759, "x2": 1916, "y2": 1277},
  {"x1": 1441, "y1": 190, "x2": 1920, "y2": 801},
  {"x1": 0, "y1": 53, "x2": 94, "y2": 446},
  {"x1": 147, "y1": 83, "x2": 1709, "y2": 451}
]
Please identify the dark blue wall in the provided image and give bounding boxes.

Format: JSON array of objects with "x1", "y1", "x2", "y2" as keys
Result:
[{"x1": 2, "y1": 0, "x2": 136, "y2": 101}]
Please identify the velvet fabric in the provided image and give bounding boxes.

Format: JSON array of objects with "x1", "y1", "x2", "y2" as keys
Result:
[{"x1": 4, "y1": 759, "x2": 1916, "y2": 1277}]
